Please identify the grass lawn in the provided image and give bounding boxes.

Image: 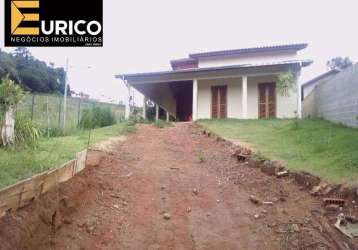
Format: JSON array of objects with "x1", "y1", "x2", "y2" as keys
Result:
[
  {"x1": 0, "y1": 123, "x2": 133, "y2": 189},
  {"x1": 199, "y1": 119, "x2": 358, "y2": 184}
]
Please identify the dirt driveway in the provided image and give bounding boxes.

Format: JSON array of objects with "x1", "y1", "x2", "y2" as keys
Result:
[{"x1": 0, "y1": 123, "x2": 356, "y2": 250}]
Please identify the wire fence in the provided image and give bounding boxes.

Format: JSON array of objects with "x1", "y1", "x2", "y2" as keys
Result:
[{"x1": 16, "y1": 93, "x2": 126, "y2": 130}]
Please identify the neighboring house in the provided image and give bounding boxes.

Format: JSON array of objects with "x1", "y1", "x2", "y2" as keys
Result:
[
  {"x1": 301, "y1": 69, "x2": 340, "y2": 100},
  {"x1": 117, "y1": 44, "x2": 312, "y2": 121}
]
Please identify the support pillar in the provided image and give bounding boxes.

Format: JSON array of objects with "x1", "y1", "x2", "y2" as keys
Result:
[
  {"x1": 192, "y1": 79, "x2": 198, "y2": 121},
  {"x1": 125, "y1": 83, "x2": 131, "y2": 120},
  {"x1": 166, "y1": 111, "x2": 169, "y2": 122},
  {"x1": 155, "y1": 104, "x2": 159, "y2": 121},
  {"x1": 242, "y1": 76, "x2": 248, "y2": 119},
  {"x1": 142, "y1": 96, "x2": 147, "y2": 120},
  {"x1": 296, "y1": 71, "x2": 302, "y2": 118}
]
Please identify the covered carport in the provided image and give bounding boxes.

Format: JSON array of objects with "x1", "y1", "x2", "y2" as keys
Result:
[{"x1": 127, "y1": 80, "x2": 193, "y2": 122}]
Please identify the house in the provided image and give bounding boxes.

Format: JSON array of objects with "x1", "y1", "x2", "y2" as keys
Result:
[
  {"x1": 301, "y1": 69, "x2": 340, "y2": 100},
  {"x1": 116, "y1": 44, "x2": 312, "y2": 121}
]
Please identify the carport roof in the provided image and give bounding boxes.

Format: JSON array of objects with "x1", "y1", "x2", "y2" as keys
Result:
[{"x1": 116, "y1": 59, "x2": 313, "y2": 84}]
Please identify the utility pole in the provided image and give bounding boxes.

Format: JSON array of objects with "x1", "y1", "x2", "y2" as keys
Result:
[{"x1": 63, "y1": 57, "x2": 69, "y2": 129}]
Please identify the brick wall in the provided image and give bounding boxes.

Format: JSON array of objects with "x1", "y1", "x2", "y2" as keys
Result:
[{"x1": 303, "y1": 63, "x2": 358, "y2": 128}]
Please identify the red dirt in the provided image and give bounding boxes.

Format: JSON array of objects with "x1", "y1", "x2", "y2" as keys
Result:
[{"x1": 0, "y1": 123, "x2": 357, "y2": 250}]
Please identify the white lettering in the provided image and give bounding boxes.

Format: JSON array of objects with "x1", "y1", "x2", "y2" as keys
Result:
[
  {"x1": 87, "y1": 21, "x2": 102, "y2": 36},
  {"x1": 74, "y1": 20, "x2": 86, "y2": 35},
  {"x1": 55, "y1": 21, "x2": 68, "y2": 35}
]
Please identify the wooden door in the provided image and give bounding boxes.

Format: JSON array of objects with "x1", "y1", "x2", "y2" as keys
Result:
[
  {"x1": 211, "y1": 86, "x2": 227, "y2": 119},
  {"x1": 258, "y1": 83, "x2": 276, "y2": 119}
]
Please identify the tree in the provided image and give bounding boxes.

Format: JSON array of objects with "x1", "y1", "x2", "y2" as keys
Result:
[
  {"x1": 13, "y1": 47, "x2": 32, "y2": 61},
  {"x1": 0, "y1": 51, "x2": 20, "y2": 82},
  {"x1": 0, "y1": 49, "x2": 70, "y2": 95},
  {"x1": 327, "y1": 57, "x2": 353, "y2": 70},
  {"x1": 14, "y1": 49, "x2": 69, "y2": 94},
  {"x1": 0, "y1": 75, "x2": 25, "y2": 146}
]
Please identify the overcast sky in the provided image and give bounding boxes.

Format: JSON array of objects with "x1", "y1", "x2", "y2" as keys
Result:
[{"x1": 1, "y1": 0, "x2": 358, "y2": 105}]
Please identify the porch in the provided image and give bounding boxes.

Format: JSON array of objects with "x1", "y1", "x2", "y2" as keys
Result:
[{"x1": 116, "y1": 61, "x2": 309, "y2": 121}]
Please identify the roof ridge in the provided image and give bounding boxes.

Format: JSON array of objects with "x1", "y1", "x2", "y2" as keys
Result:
[{"x1": 189, "y1": 43, "x2": 308, "y2": 58}]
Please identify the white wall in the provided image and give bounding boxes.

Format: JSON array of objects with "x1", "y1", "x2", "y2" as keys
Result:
[
  {"x1": 197, "y1": 74, "x2": 298, "y2": 119},
  {"x1": 198, "y1": 51, "x2": 297, "y2": 68}
]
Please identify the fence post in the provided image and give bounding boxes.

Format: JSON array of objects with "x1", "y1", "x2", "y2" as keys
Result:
[
  {"x1": 77, "y1": 98, "x2": 81, "y2": 126},
  {"x1": 58, "y1": 98, "x2": 62, "y2": 128},
  {"x1": 31, "y1": 95, "x2": 35, "y2": 121},
  {"x1": 46, "y1": 96, "x2": 50, "y2": 137}
]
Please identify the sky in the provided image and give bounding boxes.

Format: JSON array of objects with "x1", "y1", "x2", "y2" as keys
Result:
[{"x1": 1, "y1": 0, "x2": 358, "y2": 105}]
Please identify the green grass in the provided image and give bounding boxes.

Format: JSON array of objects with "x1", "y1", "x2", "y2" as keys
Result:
[
  {"x1": 0, "y1": 122, "x2": 134, "y2": 189},
  {"x1": 199, "y1": 119, "x2": 358, "y2": 184},
  {"x1": 153, "y1": 119, "x2": 172, "y2": 128}
]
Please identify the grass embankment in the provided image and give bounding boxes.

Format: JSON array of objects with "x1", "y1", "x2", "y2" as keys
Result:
[
  {"x1": 199, "y1": 119, "x2": 358, "y2": 184},
  {"x1": 0, "y1": 122, "x2": 134, "y2": 189}
]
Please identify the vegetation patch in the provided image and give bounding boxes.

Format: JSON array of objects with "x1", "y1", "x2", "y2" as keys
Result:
[
  {"x1": 199, "y1": 119, "x2": 358, "y2": 184},
  {"x1": 78, "y1": 106, "x2": 116, "y2": 129},
  {"x1": 154, "y1": 119, "x2": 172, "y2": 129},
  {"x1": 0, "y1": 122, "x2": 133, "y2": 188}
]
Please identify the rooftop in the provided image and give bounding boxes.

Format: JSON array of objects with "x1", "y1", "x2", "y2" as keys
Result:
[
  {"x1": 189, "y1": 43, "x2": 308, "y2": 59},
  {"x1": 117, "y1": 59, "x2": 313, "y2": 82}
]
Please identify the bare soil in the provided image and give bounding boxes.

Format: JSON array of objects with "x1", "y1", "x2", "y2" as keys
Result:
[{"x1": 0, "y1": 123, "x2": 357, "y2": 250}]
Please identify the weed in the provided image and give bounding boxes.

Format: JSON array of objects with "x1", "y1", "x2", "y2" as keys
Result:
[
  {"x1": 79, "y1": 107, "x2": 116, "y2": 129},
  {"x1": 154, "y1": 119, "x2": 171, "y2": 129},
  {"x1": 198, "y1": 152, "x2": 206, "y2": 163}
]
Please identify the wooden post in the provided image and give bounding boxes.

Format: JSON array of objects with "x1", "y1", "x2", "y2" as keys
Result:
[
  {"x1": 46, "y1": 96, "x2": 50, "y2": 137},
  {"x1": 77, "y1": 98, "x2": 82, "y2": 126},
  {"x1": 31, "y1": 95, "x2": 35, "y2": 121}
]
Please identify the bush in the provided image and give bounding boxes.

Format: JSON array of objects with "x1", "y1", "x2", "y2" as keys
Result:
[
  {"x1": 78, "y1": 107, "x2": 116, "y2": 129},
  {"x1": 14, "y1": 114, "x2": 41, "y2": 146},
  {"x1": 154, "y1": 119, "x2": 171, "y2": 129},
  {"x1": 47, "y1": 126, "x2": 65, "y2": 137}
]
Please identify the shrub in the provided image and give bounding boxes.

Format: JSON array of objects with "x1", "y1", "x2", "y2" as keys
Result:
[
  {"x1": 14, "y1": 114, "x2": 41, "y2": 146},
  {"x1": 154, "y1": 119, "x2": 171, "y2": 128},
  {"x1": 79, "y1": 107, "x2": 116, "y2": 129},
  {"x1": 123, "y1": 122, "x2": 137, "y2": 134},
  {"x1": 277, "y1": 72, "x2": 296, "y2": 97},
  {"x1": 47, "y1": 126, "x2": 65, "y2": 137}
]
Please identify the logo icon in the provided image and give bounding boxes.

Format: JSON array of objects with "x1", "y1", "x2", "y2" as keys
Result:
[{"x1": 11, "y1": 0, "x2": 40, "y2": 35}]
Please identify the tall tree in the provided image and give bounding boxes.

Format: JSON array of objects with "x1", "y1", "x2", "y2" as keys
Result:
[
  {"x1": 0, "y1": 51, "x2": 20, "y2": 82},
  {"x1": 7, "y1": 48, "x2": 70, "y2": 95},
  {"x1": 327, "y1": 57, "x2": 353, "y2": 70}
]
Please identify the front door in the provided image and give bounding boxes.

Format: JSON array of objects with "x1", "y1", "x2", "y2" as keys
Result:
[
  {"x1": 211, "y1": 85, "x2": 227, "y2": 119},
  {"x1": 258, "y1": 82, "x2": 276, "y2": 119}
]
